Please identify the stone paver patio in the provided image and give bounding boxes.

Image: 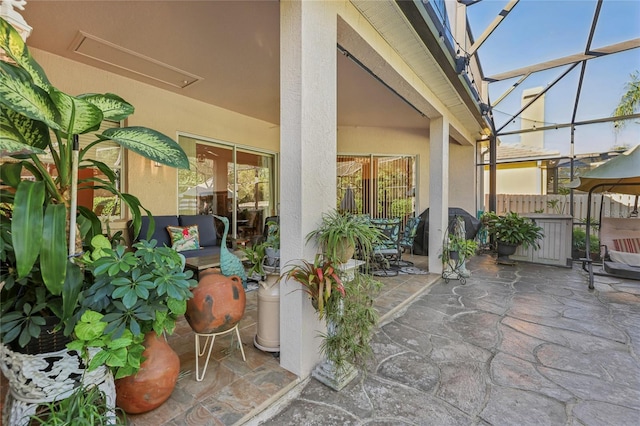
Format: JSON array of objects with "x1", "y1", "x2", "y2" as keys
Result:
[{"x1": 253, "y1": 254, "x2": 640, "y2": 425}]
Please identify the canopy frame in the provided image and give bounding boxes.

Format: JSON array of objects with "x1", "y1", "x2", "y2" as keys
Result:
[{"x1": 583, "y1": 182, "x2": 640, "y2": 289}]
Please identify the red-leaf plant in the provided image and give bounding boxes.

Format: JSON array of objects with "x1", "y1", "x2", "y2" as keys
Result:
[{"x1": 282, "y1": 255, "x2": 345, "y2": 319}]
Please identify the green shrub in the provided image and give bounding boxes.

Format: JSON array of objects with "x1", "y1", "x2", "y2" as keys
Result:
[
  {"x1": 29, "y1": 385, "x2": 126, "y2": 425},
  {"x1": 572, "y1": 227, "x2": 600, "y2": 252}
]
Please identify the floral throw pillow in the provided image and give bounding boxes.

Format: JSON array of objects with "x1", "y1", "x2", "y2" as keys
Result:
[{"x1": 167, "y1": 225, "x2": 200, "y2": 252}]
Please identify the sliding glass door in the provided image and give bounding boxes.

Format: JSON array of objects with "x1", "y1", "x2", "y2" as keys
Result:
[
  {"x1": 178, "y1": 135, "x2": 277, "y2": 240},
  {"x1": 337, "y1": 154, "x2": 416, "y2": 225}
]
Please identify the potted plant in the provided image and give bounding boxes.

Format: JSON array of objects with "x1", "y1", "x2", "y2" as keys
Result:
[
  {"x1": 572, "y1": 227, "x2": 600, "y2": 260},
  {"x1": 28, "y1": 384, "x2": 126, "y2": 426},
  {"x1": 244, "y1": 218, "x2": 280, "y2": 276},
  {"x1": 243, "y1": 241, "x2": 268, "y2": 280},
  {"x1": 306, "y1": 209, "x2": 382, "y2": 264},
  {"x1": 440, "y1": 234, "x2": 478, "y2": 284},
  {"x1": 281, "y1": 211, "x2": 385, "y2": 390},
  {"x1": 283, "y1": 255, "x2": 381, "y2": 389},
  {"x1": 283, "y1": 255, "x2": 344, "y2": 319},
  {"x1": 442, "y1": 234, "x2": 479, "y2": 263},
  {"x1": 0, "y1": 16, "x2": 190, "y2": 421},
  {"x1": 69, "y1": 236, "x2": 197, "y2": 414},
  {"x1": 481, "y1": 212, "x2": 544, "y2": 262}
]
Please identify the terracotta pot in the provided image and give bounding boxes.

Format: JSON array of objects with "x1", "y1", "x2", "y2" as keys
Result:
[
  {"x1": 185, "y1": 270, "x2": 246, "y2": 334},
  {"x1": 115, "y1": 331, "x2": 179, "y2": 414},
  {"x1": 335, "y1": 238, "x2": 355, "y2": 263}
]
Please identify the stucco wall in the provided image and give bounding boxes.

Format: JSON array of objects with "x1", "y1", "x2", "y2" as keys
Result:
[
  {"x1": 449, "y1": 142, "x2": 476, "y2": 213},
  {"x1": 483, "y1": 162, "x2": 543, "y2": 195}
]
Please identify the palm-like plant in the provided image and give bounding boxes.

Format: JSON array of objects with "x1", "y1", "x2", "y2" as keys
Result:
[
  {"x1": 613, "y1": 71, "x2": 640, "y2": 130},
  {"x1": 305, "y1": 209, "x2": 382, "y2": 264},
  {"x1": 0, "y1": 17, "x2": 189, "y2": 349}
]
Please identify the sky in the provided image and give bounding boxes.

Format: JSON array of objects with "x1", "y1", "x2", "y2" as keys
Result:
[{"x1": 463, "y1": 0, "x2": 640, "y2": 156}]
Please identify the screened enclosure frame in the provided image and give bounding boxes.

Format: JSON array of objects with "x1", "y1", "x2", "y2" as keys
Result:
[{"x1": 460, "y1": 0, "x2": 640, "y2": 213}]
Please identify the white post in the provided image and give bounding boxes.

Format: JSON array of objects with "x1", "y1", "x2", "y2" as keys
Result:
[
  {"x1": 429, "y1": 117, "x2": 450, "y2": 274},
  {"x1": 279, "y1": 0, "x2": 338, "y2": 378}
]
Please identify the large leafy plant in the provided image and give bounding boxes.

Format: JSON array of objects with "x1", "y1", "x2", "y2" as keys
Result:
[
  {"x1": 0, "y1": 17, "x2": 189, "y2": 349},
  {"x1": 69, "y1": 237, "x2": 197, "y2": 379},
  {"x1": 305, "y1": 210, "x2": 383, "y2": 264},
  {"x1": 482, "y1": 211, "x2": 544, "y2": 250}
]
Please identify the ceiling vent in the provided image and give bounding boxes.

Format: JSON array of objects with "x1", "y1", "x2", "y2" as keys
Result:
[{"x1": 69, "y1": 32, "x2": 201, "y2": 89}]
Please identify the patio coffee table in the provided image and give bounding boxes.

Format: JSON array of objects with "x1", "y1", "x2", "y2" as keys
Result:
[{"x1": 184, "y1": 251, "x2": 245, "y2": 279}]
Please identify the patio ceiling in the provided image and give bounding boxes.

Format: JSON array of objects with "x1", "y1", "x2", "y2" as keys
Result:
[{"x1": 20, "y1": 0, "x2": 434, "y2": 132}]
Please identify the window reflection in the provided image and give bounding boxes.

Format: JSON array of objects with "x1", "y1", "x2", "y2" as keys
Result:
[{"x1": 178, "y1": 136, "x2": 276, "y2": 242}]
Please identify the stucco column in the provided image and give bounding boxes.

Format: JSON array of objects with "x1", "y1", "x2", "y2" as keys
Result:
[
  {"x1": 429, "y1": 117, "x2": 449, "y2": 274},
  {"x1": 279, "y1": 0, "x2": 338, "y2": 377}
]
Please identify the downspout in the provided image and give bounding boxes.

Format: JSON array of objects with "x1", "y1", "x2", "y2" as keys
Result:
[{"x1": 482, "y1": 103, "x2": 497, "y2": 213}]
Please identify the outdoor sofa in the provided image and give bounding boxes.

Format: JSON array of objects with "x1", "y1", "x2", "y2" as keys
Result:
[{"x1": 127, "y1": 215, "x2": 221, "y2": 258}]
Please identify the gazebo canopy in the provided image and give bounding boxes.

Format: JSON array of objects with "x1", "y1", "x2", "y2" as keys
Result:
[{"x1": 569, "y1": 144, "x2": 640, "y2": 195}]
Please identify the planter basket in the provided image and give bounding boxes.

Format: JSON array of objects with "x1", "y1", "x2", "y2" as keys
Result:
[
  {"x1": 0, "y1": 344, "x2": 115, "y2": 426},
  {"x1": 7, "y1": 317, "x2": 71, "y2": 355}
]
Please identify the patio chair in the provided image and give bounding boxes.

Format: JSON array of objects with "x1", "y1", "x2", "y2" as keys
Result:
[
  {"x1": 238, "y1": 210, "x2": 262, "y2": 239},
  {"x1": 370, "y1": 217, "x2": 402, "y2": 276},
  {"x1": 399, "y1": 216, "x2": 421, "y2": 265}
]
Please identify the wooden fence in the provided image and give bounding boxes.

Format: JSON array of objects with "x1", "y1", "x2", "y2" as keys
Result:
[{"x1": 485, "y1": 194, "x2": 639, "y2": 222}]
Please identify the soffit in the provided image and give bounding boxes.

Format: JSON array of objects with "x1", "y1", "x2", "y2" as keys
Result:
[{"x1": 350, "y1": 0, "x2": 484, "y2": 139}]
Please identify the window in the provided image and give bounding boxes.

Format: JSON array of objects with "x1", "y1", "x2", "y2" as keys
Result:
[
  {"x1": 177, "y1": 135, "x2": 277, "y2": 240},
  {"x1": 337, "y1": 155, "x2": 416, "y2": 225}
]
